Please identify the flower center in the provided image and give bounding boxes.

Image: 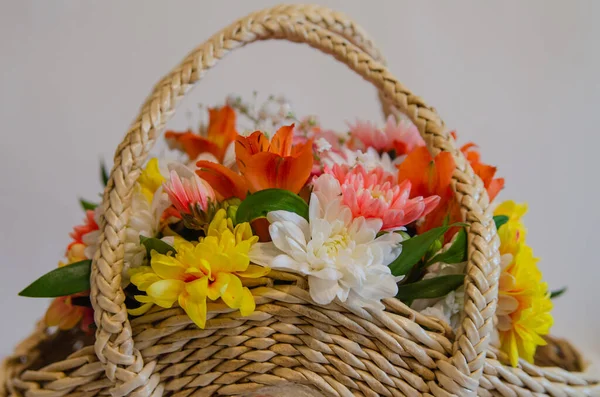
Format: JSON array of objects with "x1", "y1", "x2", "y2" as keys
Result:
[{"x1": 323, "y1": 231, "x2": 350, "y2": 256}]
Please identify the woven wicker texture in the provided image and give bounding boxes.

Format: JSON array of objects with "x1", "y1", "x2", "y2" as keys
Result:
[{"x1": 2, "y1": 4, "x2": 599, "y2": 397}]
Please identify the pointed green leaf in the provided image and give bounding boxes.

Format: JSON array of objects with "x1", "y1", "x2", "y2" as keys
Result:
[
  {"x1": 101, "y1": 160, "x2": 109, "y2": 186},
  {"x1": 550, "y1": 287, "x2": 567, "y2": 299},
  {"x1": 235, "y1": 189, "x2": 309, "y2": 224},
  {"x1": 140, "y1": 236, "x2": 177, "y2": 257},
  {"x1": 79, "y1": 198, "x2": 98, "y2": 211},
  {"x1": 19, "y1": 260, "x2": 92, "y2": 298},
  {"x1": 426, "y1": 228, "x2": 467, "y2": 266},
  {"x1": 396, "y1": 274, "x2": 465, "y2": 303},
  {"x1": 388, "y1": 223, "x2": 467, "y2": 277},
  {"x1": 494, "y1": 215, "x2": 509, "y2": 230}
]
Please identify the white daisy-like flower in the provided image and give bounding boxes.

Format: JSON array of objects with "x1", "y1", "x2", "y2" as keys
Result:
[
  {"x1": 314, "y1": 137, "x2": 332, "y2": 153},
  {"x1": 250, "y1": 174, "x2": 403, "y2": 310},
  {"x1": 322, "y1": 147, "x2": 400, "y2": 175}
]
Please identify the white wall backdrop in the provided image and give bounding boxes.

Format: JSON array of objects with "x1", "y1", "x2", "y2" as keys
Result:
[{"x1": 1, "y1": 0, "x2": 598, "y2": 364}]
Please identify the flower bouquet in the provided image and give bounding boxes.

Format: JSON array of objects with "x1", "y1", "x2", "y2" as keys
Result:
[{"x1": 3, "y1": 5, "x2": 597, "y2": 397}]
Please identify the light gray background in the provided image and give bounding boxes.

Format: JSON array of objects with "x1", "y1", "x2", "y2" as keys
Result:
[{"x1": 1, "y1": 0, "x2": 598, "y2": 364}]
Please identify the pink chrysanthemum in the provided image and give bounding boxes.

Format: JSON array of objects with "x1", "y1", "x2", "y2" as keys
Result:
[
  {"x1": 349, "y1": 115, "x2": 425, "y2": 154},
  {"x1": 327, "y1": 164, "x2": 440, "y2": 231},
  {"x1": 164, "y1": 170, "x2": 215, "y2": 214}
]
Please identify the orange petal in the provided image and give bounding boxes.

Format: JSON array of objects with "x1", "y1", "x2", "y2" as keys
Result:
[
  {"x1": 270, "y1": 125, "x2": 295, "y2": 156},
  {"x1": 196, "y1": 161, "x2": 249, "y2": 200},
  {"x1": 165, "y1": 132, "x2": 220, "y2": 160},
  {"x1": 45, "y1": 297, "x2": 83, "y2": 330},
  {"x1": 487, "y1": 177, "x2": 505, "y2": 202},
  {"x1": 285, "y1": 140, "x2": 314, "y2": 191},
  {"x1": 207, "y1": 106, "x2": 237, "y2": 157},
  {"x1": 242, "y1": 152, "x2": 283, "y2": 193},
  {"x1": 398, "y1": 146, "x2": 433, "y2": 197},
  {"x1": 235, "y1": 131, "x2": 270, "y2": 174},
  {"x1": 433, "y1": 152, "x2": 456, "y2": 198},
  {"x1": 243, "y1": 144, "x2": 313, "y2": 194}
]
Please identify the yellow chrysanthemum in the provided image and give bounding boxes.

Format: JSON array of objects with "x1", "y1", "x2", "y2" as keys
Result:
[
  {"x1": 128, "y1": 209, "x2": 269, "y2": 328},
  {"x1": 495, "y1": 200, "x2": 553, "y2": 367},
  {"x1": 494, "y1": 200, "x2": 528, "y2": 255},
  {"x1": 137, "y1": 158, "x2": 165, "y2": 202}
]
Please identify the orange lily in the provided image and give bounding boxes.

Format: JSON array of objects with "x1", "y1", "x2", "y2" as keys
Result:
[
  {"x1": 196, "y1": 125, "x2": 314, "y2": 200},
  {"x1": 166, "y1": 105, "x2": 237, "y2": 162},
  {"x1": 398, "y1": 146, "x2": 461, "y2": 240},
  {"x1": 449, "y1": 131, "x2": 504, "y2": 201},
  {"x1": 460, "y1": 142, "x2": 504, "y2": 201}
]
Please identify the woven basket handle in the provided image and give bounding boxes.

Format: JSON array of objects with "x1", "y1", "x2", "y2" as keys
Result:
[{"x1": 91, "y1": 5, "x2": 500, "y2": 396}]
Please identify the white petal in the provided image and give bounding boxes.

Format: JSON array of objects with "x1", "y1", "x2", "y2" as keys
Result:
[
  {"x1": 272, "y1": 254, "x2": 307, "y2": 273},
  {"x1": 310, "y1": 266, "x2": 342, "y2": 280},
  {"x1": 308, "y1": 276, "x2": 340, "y2": 305},
  {"x1": 167, "y1": 161, "x2": 196, "y2": 179},
  {"x1": 308, "y1": 192, "x2": 322, "y2": 224},
  {"x1": 267, "y1": 211, "x2": 310, "y2": 241},
  {"x1": 249, "y1": 242, "x2": 282, "y2": 267},
  {"x1": 312, "y1": 174, "x2": 342, "y2": 200},
  {"x1": 268, "y1": 222, "x2": 293, "y2": 253}
]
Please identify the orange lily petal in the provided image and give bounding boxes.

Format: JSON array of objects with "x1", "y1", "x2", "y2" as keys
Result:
[
  {"x1": 398, "y1": 147, "x2": 455, "y2": 199},
  {"x1": 487, "y1": 177, "x2": 505, "y2": 202},
  {"x1": 270, "y1": 125, "x2": 295, "y2": 156},
  {"x1": 243, "y1": 142, "x2": 313, "y2": 194},
  {"x1": 207, "y1": 105, "x2": 237, "y2": 156},
  {"x1": 432, "y1": 152, "x2": 456, "y2": 198},
  {"x1": 165, "y1": 131, "x2": 221, "y2": 160},
  {"x1": 235, "y1": 131, "x2": 270, "y2": 174},
  {"x1": 196, "y1": 160, "x2": 249, "y2": 200}
]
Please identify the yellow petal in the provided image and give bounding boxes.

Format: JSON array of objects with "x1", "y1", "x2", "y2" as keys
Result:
[
  {"x1": 507, "y1": 332, "x2": 519, "y2": 367},
  {"x1": 146, "y1": 279, "x2": 185, "y2": 308},
  {"x1": 130, "y1": 268, "x2": 162, "y2": 291},
  {"x1": 127, "y1": 302, "x2": 153, "y2": 316},
  {"x1": 207, "y1": 272, "x2": 230, "y2": 301},
  {"x1": 239, "y1": 287, "x2": 255, "y2": 316},
  {"x1": 221, "y1": 275, "x2": 244, "y2": 309},
  {"x1": 234, "y1": 222, "x2": 255, "y2": 244},
  {"x1": 138, "y1": 158, "x2": 165, "y2": 201},
  {"x1": 179, "y1": 290, "x2": 207, "y2": 329},
  {"x1": 151, "y1": 252, "x2": 187, "y2": 280},
  {"x1": 186, "y1": 277, "x2": 209, "y2": 299},
  {"x1": 236, "y1": 264, "x2": 270, "y2": 279}
]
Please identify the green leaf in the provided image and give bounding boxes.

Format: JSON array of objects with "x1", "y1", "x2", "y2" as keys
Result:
[
  {"x1": 140, "y1": 236, "x2": 177, "y2": 257},
  {"x1": 494, "y1": 215, "x2": 509, "y2": 230},
  {"x1": 101, "y1": 160, "x2": 109, "y2": 186},
  {"x1": 79, "y1": 198, "x2": 98, "y2": 211},
  {"x1": 235, "y1": 189, "x2": 309, "y2": 224},
  {"x1": 388, "y1": 223, "x2": 467, "y2": 277},
  {"x1": 550, "y1": 287, "x2": 567, "y2": 299},
  {"x1": 19, "y1": 260, "x2": 92, "y2": 298},
  {"x1": 426, "y1": 228, "x2": 468, "y2": 266},
  {"x1": 396, "y1": 274, "x2": 465, "y2": 302}
]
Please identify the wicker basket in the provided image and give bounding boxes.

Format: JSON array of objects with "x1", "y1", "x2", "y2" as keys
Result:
[{"x1": 2, "y1": 5, "x2": 599, "y2": 397}]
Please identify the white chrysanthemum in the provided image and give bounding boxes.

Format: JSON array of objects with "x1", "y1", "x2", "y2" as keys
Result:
[
  {"x1": 250, "y1": 174, "x2": 403, "y2": 310},
  {"x1": 322, "y1": 147, "x2": 400, "y2": 175},
  {"x1": 123, "y1": 184, "x2": 170, "y2": 281}
]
